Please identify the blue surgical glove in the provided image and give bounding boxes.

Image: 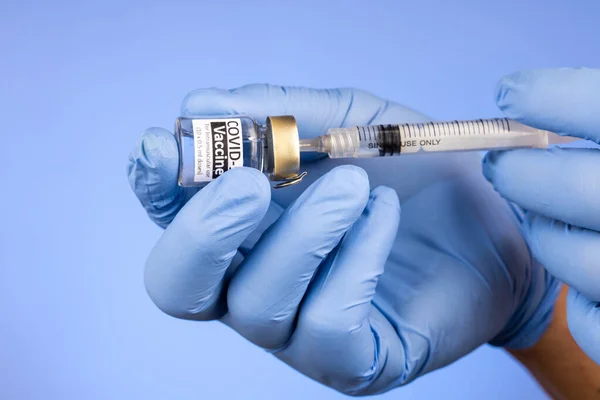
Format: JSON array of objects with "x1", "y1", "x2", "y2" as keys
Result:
[
  {"x1": 482, "y1": 67, "x2": 600, "y2": 365},
  {"x1": 127, "y1": 85, "x2": 559, "y2": 395}
]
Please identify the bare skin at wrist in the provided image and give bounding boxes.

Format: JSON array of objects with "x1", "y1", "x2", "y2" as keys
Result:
[{"x1": 507, "y1": 285, "x2": 600, "y2": 400}]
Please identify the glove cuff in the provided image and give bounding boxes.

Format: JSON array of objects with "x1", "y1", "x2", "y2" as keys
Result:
[
  {"x1": 489, "y1": 258, "x2": 561, "y2": 349},
  {"x1": 488, "y1": 202, "x2": 562, "y2": 349}
]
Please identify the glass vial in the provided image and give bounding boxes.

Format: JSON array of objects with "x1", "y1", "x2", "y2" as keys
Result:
[{"x1": 175, "y1": 115, "x2": 304, "y2": 188}]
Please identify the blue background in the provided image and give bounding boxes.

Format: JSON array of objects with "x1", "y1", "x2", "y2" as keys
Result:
[{"x1": 1, "y1": 0, "x2": 598, "y2": 399}]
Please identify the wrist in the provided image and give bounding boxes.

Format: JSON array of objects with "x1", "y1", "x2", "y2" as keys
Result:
[{"x1": 507, "y1": 285, "x2": 600, "y2": 399}]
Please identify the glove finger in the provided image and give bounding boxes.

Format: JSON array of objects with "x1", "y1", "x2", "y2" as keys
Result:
[
  {"x1": 144, "y1": 167, "x2": 271, "y2": 320},
  {"x1": 275, "y1": 186, "x2": 402, "y2": 395},
  {"x1": 298, "y1": 186, "x2": 400, "y2": 332},
  {"x1": 567, "y1": 288, "x2": 600, "y2": 365},
  {"x1": 523, "y1": 212, "x2": 600, "y2": 301},
  {"x1": 223, "y1": 165, "x2": 370, "y2": 349},
  {"x1": 496, "y1": 68, "x2": 600, "y2": 142},
  {"x1": 482, "y1": 147, "x2": 600, "y2": 231},
  {"x1": 127, "y1": 127, "x2": 198, "y2": 229}
]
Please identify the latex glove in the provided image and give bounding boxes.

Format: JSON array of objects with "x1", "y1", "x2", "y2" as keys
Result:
[
  {"x1": 127, "y1": 85, "x2": 559, "y2": 395},
  {"x1": 482, "y1": 67, "x2": 600, "y2": 364}
]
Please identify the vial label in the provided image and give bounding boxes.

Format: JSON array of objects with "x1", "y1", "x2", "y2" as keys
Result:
[{"x1": 192, "y1": 118, "x2": 244, "y2": 182}]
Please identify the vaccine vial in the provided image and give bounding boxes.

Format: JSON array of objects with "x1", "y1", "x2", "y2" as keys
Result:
[{"x1": 175, "y1": 115, "x2": 305, "y2": 188}]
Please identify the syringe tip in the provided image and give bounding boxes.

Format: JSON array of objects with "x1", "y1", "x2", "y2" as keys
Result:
[{"x1": 299, "y1": 138, "x2": 323, "y2": 152}]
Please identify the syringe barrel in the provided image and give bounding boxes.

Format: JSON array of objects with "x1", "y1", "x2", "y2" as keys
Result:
[{"x1": 324, "y1": 118, "x2": 550, "y2": 158}]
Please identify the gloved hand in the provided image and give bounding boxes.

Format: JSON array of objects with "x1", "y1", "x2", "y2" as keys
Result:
[
  {"x1": 482, "y1": 67, "x2": 600, "y2": 364},
  {"x1": 127, "y1": 84, "x2": 559, "y2": 395}
]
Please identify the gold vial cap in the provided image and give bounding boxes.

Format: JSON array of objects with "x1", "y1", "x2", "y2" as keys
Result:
[{"x1": 266, "y1": 116, "x2": 306, "y2": 187}]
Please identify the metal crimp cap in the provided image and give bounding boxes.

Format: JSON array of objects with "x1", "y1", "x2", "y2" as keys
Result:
[{"x1": 266, "y1": 116, "x2": 307, "y2": 188}]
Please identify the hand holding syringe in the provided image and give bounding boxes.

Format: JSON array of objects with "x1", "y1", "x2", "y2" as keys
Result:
[
  {"x1": 132, "y1": 71, "x2": 600, "y2": 396},
  {"x1": 299, "y1": 118, "x2": 576, "y2": 159}
]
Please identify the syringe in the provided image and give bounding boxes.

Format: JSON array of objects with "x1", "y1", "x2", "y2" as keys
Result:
[{"x1": 299, "y1": 118, "x2": 575, "y2": 158}]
